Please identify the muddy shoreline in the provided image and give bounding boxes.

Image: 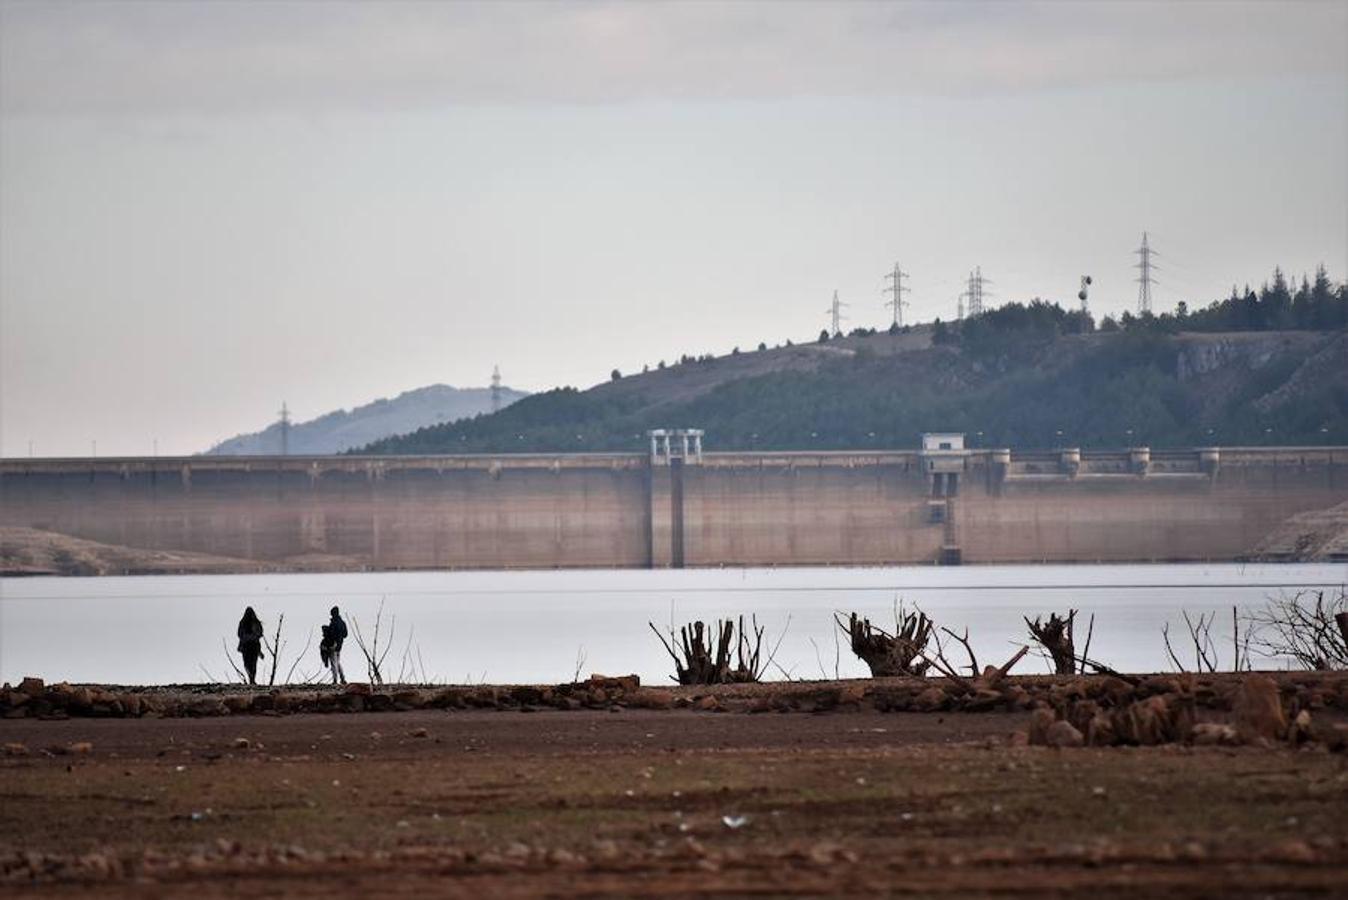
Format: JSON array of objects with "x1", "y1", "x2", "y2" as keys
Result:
[{"x1": 2, "y1": 672, "x2": 1346, "y2": 896}]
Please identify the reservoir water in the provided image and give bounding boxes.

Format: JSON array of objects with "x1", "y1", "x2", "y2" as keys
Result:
[{"x1": 1, "y1": 563, "x2": 1344, "y2": 686}]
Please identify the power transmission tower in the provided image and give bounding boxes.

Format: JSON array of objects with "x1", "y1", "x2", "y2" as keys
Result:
[
  {"x1": 278, "y1": 402, "x2": 290, "y2": 456},
  {"x1": 956, "y1": 296, "x2": 964, "y2": 321},
  {"x1": 825, "y1": 290, "x2": 848, "y2": 337},
  {"x1": 1134, "y1": 231, "x2": 1158, "y2": 314},
  {"x1": 960, "y1": 267, "x2": 990, "y2": 317},
  {"x1": 490, "y1": 365, "x2": 502, "y2": 414},
  {"x1": 883, "y1": 262, "x2": 910, "y2": 328}
]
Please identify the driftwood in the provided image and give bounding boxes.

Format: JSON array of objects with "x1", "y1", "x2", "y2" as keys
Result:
[
  {"x1": 926, "y1": 627, "x2": 1030, "y2": 694},
  {"x1": 836, "y1": 608, "x2": 933, "y2": 677},
  {"x1": 649, "y1": 616, "x2": 777, "y2": 685},
  {"x1": 1026, "y1": 610, "x2": 1091, "y2": 675}
]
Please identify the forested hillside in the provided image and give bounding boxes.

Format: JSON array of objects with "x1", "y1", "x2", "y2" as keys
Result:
[{"x1": 362, "y1": 270, "x2": 1348, "y2": 454}]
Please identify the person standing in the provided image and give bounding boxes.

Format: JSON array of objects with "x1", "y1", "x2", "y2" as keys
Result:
[
  {"x1": 236, "y1": 607, "x2": 265, "y2": 686},
  {"x1": 325, "y1": 605, "x2": 348, "y2": 684}
]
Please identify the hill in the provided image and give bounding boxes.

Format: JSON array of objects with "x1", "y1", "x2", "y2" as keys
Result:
[
  {"x1": 361, "y1": 276, "x2": 1348, "y2": 455},
  {"x1": 357, "y1": 328, "x2": 1346, "y2": 454},
  {"x1": 206, "y1": 384, "x2": 527, "y2": 455}
]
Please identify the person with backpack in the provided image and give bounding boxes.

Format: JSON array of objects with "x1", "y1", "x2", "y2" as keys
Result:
[
  {"x1": 321, "y1": 605, "x2": 348, "y2": 684},
  {"x1": 236, "y1": 607, "x2": 265, "y2": 685}
]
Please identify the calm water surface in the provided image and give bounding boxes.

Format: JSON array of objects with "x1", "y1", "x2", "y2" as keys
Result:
[{"x1": 1, "y1": 563, "x2": 1345, "y2": 686}]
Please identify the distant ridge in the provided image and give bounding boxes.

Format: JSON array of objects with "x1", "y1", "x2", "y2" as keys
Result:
[{"x1": 205, "y1": 384, "x2": 527, "y2": 455}]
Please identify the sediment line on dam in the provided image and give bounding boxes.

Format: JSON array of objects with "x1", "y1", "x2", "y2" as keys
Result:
[{"x1": 1, "y1": 446, "x2": 1345, "y2": 573}]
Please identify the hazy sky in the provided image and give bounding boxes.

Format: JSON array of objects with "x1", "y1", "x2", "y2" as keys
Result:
[{"x1": 2, "y1": 0, "x2": 1346, "y2": 457}]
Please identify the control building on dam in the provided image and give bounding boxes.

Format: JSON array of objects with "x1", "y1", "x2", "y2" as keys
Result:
[{"x1": 1, "y1": 436, "x2": 1346, "y2": 571}]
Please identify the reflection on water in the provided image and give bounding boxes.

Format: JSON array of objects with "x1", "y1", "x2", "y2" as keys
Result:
[{"x1": 1, "y1": 563, "x2": 1345, "y2": 686}]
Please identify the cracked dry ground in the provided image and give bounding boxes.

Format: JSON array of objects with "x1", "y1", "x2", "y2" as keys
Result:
[{"x1": 1, "y1": 709, "x2": 1346, "y2": 898}]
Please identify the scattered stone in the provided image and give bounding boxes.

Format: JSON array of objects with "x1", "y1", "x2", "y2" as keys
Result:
[
  {"x1": 1233, "y1": 675, "x2": 1287, "y2": 744},
  {"x1": 409, "y1": 727, "x2": 429, "y2": 738},
  {"x1": 1190, "y1": 723, "x2": 1240, "y2": 746},
  {"x1": 1045, "y1": 720, "x2": 1084, "y2": 748},
  {"x1": 914, "y1": 686, "x2": 948, "y2": 712},
  {"x1": 1027, "y1": 708, "x2": 1056, "y2": 745},
  {"x1": 1286, "y1": 709, "x2": 1314, "y2": 744},
  {"x1": 232, "y1": 737, "x2": 251, "y2": 750},
  {"x1": 588, "y1": 674, "x2": 640, "y2": 693},
  {"x1": 3, "y1": 742, "x2": 29, "y2": 756},
  {"x1": 1085, "y1": 713, "x2": 1117, "y2": 747}
]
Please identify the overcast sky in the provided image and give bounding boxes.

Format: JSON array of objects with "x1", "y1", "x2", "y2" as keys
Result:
[{"x1": 2, "y1": 0, "x2": 1346, "y2": 457}]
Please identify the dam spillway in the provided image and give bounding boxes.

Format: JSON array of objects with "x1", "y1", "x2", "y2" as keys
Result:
[{"x1": 1, "y1": 446, "x2": 1345, "y2": 571}]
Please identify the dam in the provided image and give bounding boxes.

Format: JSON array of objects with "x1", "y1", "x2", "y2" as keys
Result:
[{"x1": 1, "y1": 443, "x2": 1345, "y2": 571}]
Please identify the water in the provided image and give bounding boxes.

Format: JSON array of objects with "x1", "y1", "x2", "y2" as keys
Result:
[{"x1": 1, "y1": 563, "x2": 1344, "y2": 686}]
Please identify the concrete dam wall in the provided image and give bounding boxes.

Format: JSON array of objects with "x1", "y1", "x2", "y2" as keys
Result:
[{"x1": 2, "y1": 447, "x2": 1346, "y2": 571}]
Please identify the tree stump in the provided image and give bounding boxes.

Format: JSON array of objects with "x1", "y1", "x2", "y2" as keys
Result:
[{"x1": 838, "y1": 611, "x2": 933, "y2": 677}]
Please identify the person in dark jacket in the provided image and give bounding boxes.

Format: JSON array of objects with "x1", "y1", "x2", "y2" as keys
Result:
[
  {"x1": 236, "y1": 607, "x2": 265, "y2": 685},
  {"x1": 323, "y1": 606, "x2": 348, "y2": 684}
]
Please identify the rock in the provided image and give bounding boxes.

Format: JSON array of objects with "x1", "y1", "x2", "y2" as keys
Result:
[
  {"x1": 1113, "y1": 695, "x2": 1186, "y2": 746},
  {"x1": 1007, "y1": 730, "x2": 1030, "y2": 748},
  {"x1": 1087, "y1": 675, "x2": 1135, "y2": 706},
  {"x1": 3, "y1": 742, "x2": 29, "y2": 756},
  {"x1": 589, "y1": 674, "x2": 640, "y2": 693},
  {"x1": 1191, "y1": 723, "x2": 1240, "y2": 746},
  {"x1": 232, "y1": 737, "x2": 251, "y2": 750},
  {"x1": 18, "y1": 676, "x2": 44, "y2": 695},
  {"x1": 838, "y1": 684, "x2": 867, "y2": 706},
  {"x1": 1086, "y1": 713, "x2": 1117, "y2": 747},
  {"x1": 1027, "y1": 707, "x2": 1057, "y2": 745},
  {"x1": 628, "y1": 689, "x2": 674, "y2": 710},
  {"x1": 1271, "y1": 839, "x2": 1317, "y2": 863},
  {"x1": 1066, "y1": 699, "x2": 1100, "y2": 733},
  {"x1": 408, "y1": 727, "x2": 430, "y2": 738},
  {"x1": 509, "y1": 686, "x2": 545, "y2": 706},
  {"x1": 1233, "y1": 675, "x2": 1287, "y2": 744},
  {"x1": 392, "y1": 690, "x2": 425, "y2": 710},
  {"x1": 1045, "y1": 720, "x2": 1084, "y2": 748},
  {"x1": 695, "y1": 695, "x2": 722, "y2": 712},
  {"x1": 915, "y1": 686, "x2": 948, "y2": 712},
  {"x1": 1286, "y1": 709, "x2": 1314, "y2": 744},
  {"x1": 188, "y1": 699, "x2": 229, "y2": 717},
  {"x1": 68, "y1": 742, "x2": 93, "y2": 755}
]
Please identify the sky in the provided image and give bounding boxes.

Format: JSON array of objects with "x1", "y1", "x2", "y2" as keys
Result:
[{"x1": 1, "y1": 0, "x2": 1346, "y2": 457}]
